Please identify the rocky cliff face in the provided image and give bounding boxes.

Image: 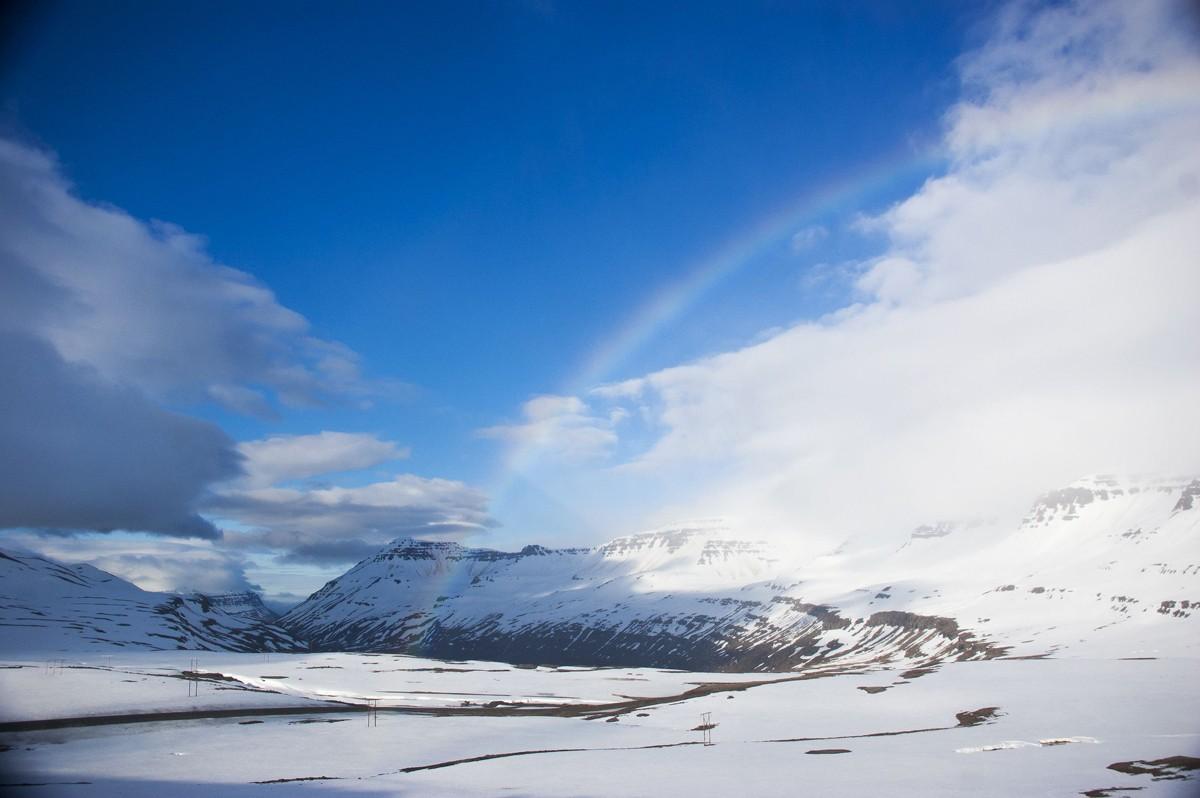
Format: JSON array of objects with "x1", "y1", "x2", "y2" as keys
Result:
[{"x1": 193, "y1": 590, "x2": 279, "y2": 623}]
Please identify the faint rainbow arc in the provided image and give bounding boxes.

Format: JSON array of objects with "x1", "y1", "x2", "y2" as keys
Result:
[{"x1": 484, "y1": 148, "x2": 945, "y2": 504}]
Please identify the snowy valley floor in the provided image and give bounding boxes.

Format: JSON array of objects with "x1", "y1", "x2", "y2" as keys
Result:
[{"x1": 1, "y1": 652, "x2": 1197, "y2": 797}]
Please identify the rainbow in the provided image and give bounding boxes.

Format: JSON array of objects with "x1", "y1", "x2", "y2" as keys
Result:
[
  {"x1": 483, "y1": 147, "x2": 946, "y2": 509},
  {"x1": 567, "y1": 148, "x2": 944, "y2": 394}
]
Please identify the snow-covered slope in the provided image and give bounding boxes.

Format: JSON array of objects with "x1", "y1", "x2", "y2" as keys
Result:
[
  {"x1": 0, "y1": 549, "x2": 303, "y2": 654},
  {"x1": 282, "y1": 478, "x2": 1199, "y2": 671}
]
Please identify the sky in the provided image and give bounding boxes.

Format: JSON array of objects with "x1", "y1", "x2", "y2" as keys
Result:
[{"x1": 1, "y1": 0, "x2": 1198, "y2": 606}]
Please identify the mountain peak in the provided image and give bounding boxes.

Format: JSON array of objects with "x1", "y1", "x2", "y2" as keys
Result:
[{"x1": 380, "y1": 538, "x2": 467, "y2": 560}]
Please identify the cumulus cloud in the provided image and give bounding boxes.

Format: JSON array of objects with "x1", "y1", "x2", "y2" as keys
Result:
[
  {"x1": 0, "y1": 137, "x2": 388, "y2": 414},
  {"x1": 236, "y1": 431, "x2": 409, "y2": 489},
  {"x1": 479, "y1": 394, "x2": 622, "y2": 462},
  {"x1": 202, "y1": 430, "x2": 493, "y2": 564},
  {"x1": 213, "y1": 474, "x2": 497, "y2": 564},
  {"x1": 0, "y1": 135, "x2": 411, "y2": 542},
  {"x1": 526, "y1": 0, "x2": 1200, "y2": 545}
]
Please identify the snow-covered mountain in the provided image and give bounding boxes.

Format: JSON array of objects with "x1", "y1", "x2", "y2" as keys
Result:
[
  {"x1": 196, "y1": 590, "x2": 279, "y2": 623},
  {"x1": 0, "y1": 549, "x2": 302, "y2": 654},
  {"x1": 280, "y1": 477, "x2": 1199, "y2": 670},
  {"x1": 4, "y1": 477, "x2": 1195, "y2": 669}
]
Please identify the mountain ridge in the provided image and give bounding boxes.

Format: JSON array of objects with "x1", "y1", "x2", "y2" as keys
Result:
[
  {"x1": 277, "y1": 475, "x2": 1199, "y2": 670},
  {"x1": 2, "y1": 476, "x2": 1196, "y2": 669}
]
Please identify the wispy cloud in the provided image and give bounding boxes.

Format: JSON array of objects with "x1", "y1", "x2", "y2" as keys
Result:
[
  {"x1": 789, "y1": 224, "x2": 828, "y2": 251},
  {"x1": 202, "y1": 430, "x2": 497, "y2": 565},
  {"x1": 478, "y1": 394, "x2": 622, "y2": 462},
  {"x1": 213, "y1": 474, "x2": 497, "y2": 564},
  {"x1": 235, "y1": 431, "x2": 410, "y2": 489}
]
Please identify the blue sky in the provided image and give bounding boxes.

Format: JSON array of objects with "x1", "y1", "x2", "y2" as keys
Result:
[
  {"x1": 4, "y1": 1, "x2": 974, "y2": 474},
  {"x1": 5, "y1": 0, "x2": 1196, "y2": 602}
]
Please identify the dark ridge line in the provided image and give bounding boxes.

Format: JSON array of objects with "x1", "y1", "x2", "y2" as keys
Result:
[
  {"x1": 763, "y1": 724, "x2": 952, "y2": 743},
  {"x1": 0, "y1": 703, "x2": 356, "y2": 733},
  {"x1": 386, "y1": 741, "x2": 702, "y2": 775},
  {"x1": 761, "y1": 706, "x2": 1001, "y2": 744},
  {"x1": 253, "y1": 776, "x2": 342, "y2": 784}
]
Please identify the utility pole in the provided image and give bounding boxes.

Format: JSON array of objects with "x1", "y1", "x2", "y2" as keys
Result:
[
  {"x1": 366, "y1": 697, "x2": 379, "y2": 727},
  {"x1": 698, "y1": 712, "x2": 715, "y2": 746}
]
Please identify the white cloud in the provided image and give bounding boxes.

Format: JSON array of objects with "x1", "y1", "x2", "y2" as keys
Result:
[
  {"x1": 479, "y1": 394, "x2": 620, "y2": 462},
  {"x1": 213, "y1": 474, "x2": 497, "y2": 564},
  {"x1": 520, "y1": 0, "x2": 1200, "y2": 545},
  {"x1": 236, "y1": 431, "x2": 409, "y2": 489},
  {"x1": 6, "y1": 534, "x2": 259, "y2": 595},
  {"x1": 0, "y1": 136, "x2": 466, "y2": 559},
  {"x1": 206, "y1": 432, "x2": 495, "y2": 564},
  {"x1": 0, "y1": 137, "x2": 390, "y2": 415}
]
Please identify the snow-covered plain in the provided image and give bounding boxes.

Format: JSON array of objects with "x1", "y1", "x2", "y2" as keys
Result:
[
  {"x1": 1, "y1": 477, "x2": 1197, "y2": 794},
  {"x1": 2, "y1": 650, "x2": 1197, "y2": 796}
]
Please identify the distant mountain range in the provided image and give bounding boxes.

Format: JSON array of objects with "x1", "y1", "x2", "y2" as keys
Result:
[
  {"x1": 3, "y1": 476, "x2": 1197, "y2": 670},
  {"x1": 0, "y1": 550, "x2": 300, "y2": 653}
]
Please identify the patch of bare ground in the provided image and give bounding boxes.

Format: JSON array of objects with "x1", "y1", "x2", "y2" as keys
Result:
[
  {"x1": 806, "y1": 749, "x2": 850, "y2": 754},
  {"x1": 178, "y1": 671, "x2": 242, "y2": 683},
  {"x1": 1080, "y1": 788, "x2": 1143, "y2": 797},
  {"x1": 955, "y1": 707, "x2": 1001, "y2": 727},
  {"x1": 857, "y1": 686, "x2": 889, "y2": 694},
  {"x1": 1107, "y1": 756, "x2": 1200, "y2": 780},
  {"x1": 899, "y1": 666, "x2": 939, "y2": 679}
]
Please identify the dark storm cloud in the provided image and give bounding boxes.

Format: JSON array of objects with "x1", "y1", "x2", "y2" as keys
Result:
[
  {"x1": 272, "y1": 540, "x2": 391, "y2": 566},
  {"x1": 0, "y1": 331, "x2": 241, "y2": 538}
]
